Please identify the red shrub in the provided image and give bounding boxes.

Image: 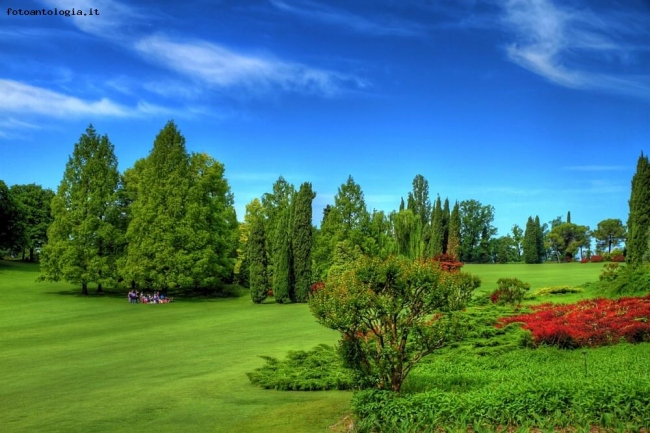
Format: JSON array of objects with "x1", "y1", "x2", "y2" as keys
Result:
[
  {"x1": 590, "y1": 255, "x2": 604, "y2": 262},
  {"x1": 497, "y1": 294, "x2": 650, "y2": 348},
  {"x1": 310, "y1": 281, "x2": 325, "y2": 293},
  {"x1": 611, "y1": 254, "x2": 626, "y2": 262},
  {"x1": 580, "y1": 258, "x2": 589, "y2": 263},
  {"x1": 430, "y1": 254, "x2": 464, "y2": 272}
]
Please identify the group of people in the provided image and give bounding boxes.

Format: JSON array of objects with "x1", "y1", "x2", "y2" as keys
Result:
[{"x1": 127, "y1": 290, "x2": 173, "y2": 304}]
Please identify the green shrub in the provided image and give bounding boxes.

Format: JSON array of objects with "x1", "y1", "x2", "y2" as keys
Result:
[
  {"x1": 533, "y1": 285, "x2": 583, "y2": 296},
  {"x1": 600, "y1": 264, "x2": 650, "y2": 296},
  {"x1": 246, "y1": 344, "x2": 355, "y2": 391},
  {"x1": 490, "y1": 278, "x2": 530, "y2": 305}
]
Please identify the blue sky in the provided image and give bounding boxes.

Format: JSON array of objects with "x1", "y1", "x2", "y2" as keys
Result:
[{"x1": 1, "y1": 0, "x2": 648, "y2": 237}]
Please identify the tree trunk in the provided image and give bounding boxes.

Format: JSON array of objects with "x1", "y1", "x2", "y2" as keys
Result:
[
  {"x1": 29, "y1": 247, "x2": 34, "y2": 262},
  {"x1": 21, "y1": 249, "x2": 26, "y2": 261},
  {"x1": 81, "y1": 282, "x2": 88, "y2": 296},
  {"x1": 97, "y1": 283, "x2": 103, "y2": 293}
]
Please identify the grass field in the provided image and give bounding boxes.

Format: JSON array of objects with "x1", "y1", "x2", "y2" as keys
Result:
[{"x1": 0, "y1": 260, "x2": 608, "y2": 432}]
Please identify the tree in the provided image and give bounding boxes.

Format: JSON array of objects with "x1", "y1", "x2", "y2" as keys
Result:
[
  {"x1": 40, "y1": 125, "x2": 122, "y2": 294},
  {"x1": 248, "y1": 211, "x2": 268, "y2": 303},
  {"x1": 292, "y1": 182, "x2": 315, "y2": 302},
  {"x1": 592, "y1": 219, "x2": 626, "y2": 254},
  {"x1": 546, "y1": 222, "x2": 590, "y2": 262},
  {"x1": 8, "y1": 184, "x2": 55, "y2": 261},
  {"x1": 535, "y1": 216, "x2": 546, "y2": 262},
  {"x1": 511, "y1": 224, "x2": 523, "y2": 262},
  {"x1": 446, "y1": 201, "x2": 461, "y2": 259},
  {"x1": 263, "y1": 177, "x2": 295, "y2": 303},
  {"x1": 441, "y1": 198, "x2": 450, "y2": 254},
  {"x1": 334, "y1": 175, "x2": 370, "y2": 246},
  {"x1": 406, "y1": 174, "x2": 431, "y2": 228},
  {"x1": 523, "y1": 217, "x2": 540, "y2": 264},
  {"x1": 309, "y1": 255, "x2": 480, "y2": 392},
  {"x1": 235, "y1": 198, "x2": 265, "y2": 288},
  {"x1": 627, "y1": 153, "x2": 650, "y2": 266},
  {"x1": 427, "y1": 197, "x2": 444, "y2": 258},
  {"x1": 0, "y1": 181, "x2": 23, "y2": 253},
  {"x1": 459, "y1": 200, "x2": 496, "y2": 263},
  {"x1": 123, "y1": 121, "x2": 236, "y2": 292}
]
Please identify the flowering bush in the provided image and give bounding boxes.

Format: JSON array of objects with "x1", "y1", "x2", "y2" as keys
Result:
[
  {"x1": 430, "y1": 254, "x2": 464, "y2": 272},
  {"x1": 580, "y1": 257, "x2": 589, "y2": 263},
  {"x1": 611, "y1": 254, "x2": 626, "y2": 262},
  {"x1": 498, "y1": 295, "x2": 650, "y2": 349},
  {"x1": 590, "y1": 255, "x2": 604, "y2": 262}
]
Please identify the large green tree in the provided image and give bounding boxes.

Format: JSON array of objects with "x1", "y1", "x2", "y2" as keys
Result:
[
  {"x1": 523, "y1": 216, "x2": 540, "y2": 264},
  {"x1": 592, "y1": 218, "x2": 626, "y2": 254},
  {"x1": 40, "y1": 125, "x2": 122, "y2": 294},
  {"x1": 459, "y1": 200, "x2": 496, "y2": 263},
  {"x1": 446, "y1": 201, "x2": 461, "y2": 259},
  {"x1": 627, "y1": 153, "x2": 650, "y2": 266},
  {"x1": 8, "y1": 184, "x2": 55, "y2": 261},
  {"x1": 292, "y1": 182, "x2": 315, "y2": 302},
  {"x1": 309, "y1": 255, "x2": 480, "y2": 392},
  {"x1": 248, "y1": 210, "x2": 269, "y2": 304},
  {"x1": 0, "y1": 180, "x2": 23, "y2": 253},
  {"x1": 123, "y1": 121, "x2": 236, "y2": 291},
  {"x1": 546, "y1": 222, "x2": 590, "y2": 262},
  {"x1": 262, "y1": 177, "x2": 295, "y2": 303},
  {"x1": 427, "y1": 196, "x2": 444, "y2": 258}
]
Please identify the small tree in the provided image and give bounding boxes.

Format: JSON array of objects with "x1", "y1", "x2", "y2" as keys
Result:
[{"x1": 309, "y1": 256, "x2": 480, "y2": 393}]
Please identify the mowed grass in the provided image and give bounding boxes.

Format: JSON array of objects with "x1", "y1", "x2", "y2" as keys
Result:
[
  {"x1": 0, "y1": 260, "x2": 608, "y2": 432},
  {"x1": 465, "y1": 262, "x2": 606, "y2": 299},
  {"x1": 0, "y1": 260, "x2": 351, "y2": 433}
]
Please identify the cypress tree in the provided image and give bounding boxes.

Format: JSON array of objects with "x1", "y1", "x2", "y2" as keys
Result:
[
  {"x1": 428, "y1": 197, "x2": 443, "y2": 257},
  {"x1": 567, "y1": 211, "x2": 571, "y2": 224},
  {"x1": 40, "y1": 125, "x2": 121, "y2": 295},
  {"x1": 273, "y1": 207, "x2": 293, "y2": 303},
  {"x1": 249, "y1": 215, "x2": 268, "y2": 303},
  {"x1": 442, "y1": 198, "x2": 450, "y2": 254},
  {"x1": 446, "y1": 201, "x2": 461, "y2": 259},
  {"x1": 535, "y1": 215, "x2": 545, "y2": 263},
  {"x1": 627, "y1": 153, "x2": 650, "y2": 266},
  {"x1": 292, "y1": 182, "x2": 315, "y2": 302},
  {"x1": 523, "y1": 216, "x2": 538, "y2": 264}
]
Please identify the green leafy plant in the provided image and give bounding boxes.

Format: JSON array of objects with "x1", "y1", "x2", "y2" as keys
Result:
[{"x1": 490, "y1": 277, "x2": 530, "y2": 305}]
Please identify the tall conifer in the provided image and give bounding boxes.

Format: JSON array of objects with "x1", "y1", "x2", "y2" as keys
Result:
[
  {"x1": 446, "y1": 201, "x2": 461, "y2": 259},
  {"x1": 523, "y1": 216, "x2": 538, "y2": 264},
  {"x1": 627, "y1": 153, "x2": 650, "y2": 266},
  {"x1": 40, "y1": 125, "x2": 121, "y2": 294},
  {"x1": 292, "y1": 182, "x2": 315, "y2": 302},
  {"x1": 249, "y1": 215, "x2": 268, "y2": 303}
]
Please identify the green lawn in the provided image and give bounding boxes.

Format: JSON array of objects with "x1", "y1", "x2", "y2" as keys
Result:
[{"x1": 0, "y1": 261, "x2": 609, "y2": 432}]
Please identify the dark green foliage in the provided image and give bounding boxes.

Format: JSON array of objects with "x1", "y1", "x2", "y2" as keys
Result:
[
  {"x1": 427, "y1": 197, "x2": 443, "y2": 258},
  {"x1": 627, "y1": 153, "x2": 650, "y2": 266},
  {"x1": 248, "y1": 216, "x2": 268, "y2": 303},
  {"x1": 0, "y1": 180, "x2": 22, "y2": 252},
  {"x1": 547, "y1": 222, "x2": 590, "y2": 262},
  {"x1": 292, "y1": 182, "x2": 315, "y2": 302},
  {"x1": 246, "y1": 344, "x2": 354, "y2": 391},
  {"x1": 523, "y1": 216, "x2": 540, "y2": 264},
  {"x1": 40, "y1": 125, "x2": 122, "y2": 294},
  {"x1": 352, "y1": 343, "x2": 650, "y2": 433},
  {"x1": 8, "y1": 184, "x2": 55, "y2": 261},
  {"x1": 441, "y1": 198, "x2": 450, "y2": 255},
  {"x1": 446, "y1": 202, "x2": 460, "y2": 259},
  {"x1": 599, "y1": 263, "x2": 650, "y2": 296},
  {"x1": 459, "y1": 200, "x2": 496, "y2": 263},
  {"x1": 535, "y1": 215, "x2": 545, "y2": 262},
  {"x1": 592, "y1": 218, "x2": 626, "y2": 254},
  {"x1": 490, "y1": 278, "x2": 530, "y2": 305},
  {"x1": 122, "y1": 121, "x2": 236, "y2": 291},
  {"x1": 406, "y1": 174, "x2": 431, "y2": 228},
  {"x1": 262, "y1": 177, "x2": 295, "y2": 303}
]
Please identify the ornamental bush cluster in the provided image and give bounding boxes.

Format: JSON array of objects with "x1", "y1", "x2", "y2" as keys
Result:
[{"x1": 498, "y1": 295, "x2": 650, "y2": 349}]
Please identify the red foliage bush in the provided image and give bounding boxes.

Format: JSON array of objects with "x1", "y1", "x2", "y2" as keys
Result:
[
  {"x1": 309, "y1": 281, "x2": 325, "y2": 294},
  {"x1": 611, "y1": 254, "x2": 626, "y2": 262},
  {"x1": 497, "y1": 294, "x2": 650, "y2": 349},
  {"x1": 580, "y1": 257, "x2": 589, "y2": 263},
  {"x1": 430, "y1": 254, "x2": 464, "y2": 272},
  {"x1": 590, "y1": 255, "x2": 604, "y2": 262}
]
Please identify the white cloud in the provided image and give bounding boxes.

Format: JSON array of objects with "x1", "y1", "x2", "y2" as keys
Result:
[
  {"x1": 40, "y1": 0, "x2": 142, "y2": 38},
  {"x1": 500, "y1": 0, "x2": 650, "y2": 98},
  {"x1": 270, "y1": 0, "x2": 426, "y2": 37},
  {"x1": 134, "y1": 34, "x2": 365, "y2": 96},
  {"x1": 0, "y1": 79, "x2": 174, "y2": 118}
]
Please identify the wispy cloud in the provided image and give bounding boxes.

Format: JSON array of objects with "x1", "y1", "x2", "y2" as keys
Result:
[
  {"x1": 499, "y1": 0, "x2": 650, "y2": 99},
  {"x1": 0, "y1": 79, "x2": 174, "y2": 118},
  {"x1": 40, "y1": 0, "x2": 144, "y2": 38},
  {"x1": 270, "y1": 0, "x2": 426, "y2": 37},
  {"x1": 134, "y1": 34, "x2": 366, "y2": 97}
]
